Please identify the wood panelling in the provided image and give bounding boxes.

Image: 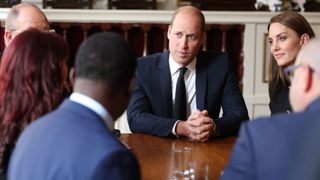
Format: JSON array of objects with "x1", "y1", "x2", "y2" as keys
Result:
[{"x1": 46, "y1": 22, "x2": 245, "y2": 90}]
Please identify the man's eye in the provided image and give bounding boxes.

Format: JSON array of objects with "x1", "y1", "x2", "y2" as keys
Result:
[
  {"x1": 174, "y1": 33, "x2": 182, "y2": 38},
  {"x1": 188, "y1": 35, "x2": 197, "y2": 41}
]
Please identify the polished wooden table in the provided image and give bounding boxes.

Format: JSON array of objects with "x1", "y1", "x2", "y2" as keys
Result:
[{"x1": 120, "y1": 133, "x2": 237, "y2": 180}]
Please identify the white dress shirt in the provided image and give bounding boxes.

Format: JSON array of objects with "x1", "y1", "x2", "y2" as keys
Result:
[
  {"x1": 69, "y1": 92, "x2": 114, "y2": 130},
  {"x1": 169, "y1": 54, "x2": 197, "y2": 135}
]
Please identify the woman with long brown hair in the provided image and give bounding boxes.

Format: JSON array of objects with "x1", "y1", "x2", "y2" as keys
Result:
[
  {"x1": 0, "y1": 28, "x2": 69, "y2": 174},
  {"x1": 267, "y1": 11, "x2": 315, "y2": 115}
]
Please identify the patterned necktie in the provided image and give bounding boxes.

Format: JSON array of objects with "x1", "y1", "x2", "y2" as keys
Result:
[{"x1": 174, "y1": 67, "x2": 188, "y2": 120}]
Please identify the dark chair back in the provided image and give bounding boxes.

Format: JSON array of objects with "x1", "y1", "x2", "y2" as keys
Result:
[
  {"x1": 191, "y1": 0, "x2": 255, "y2": 11},
  {"x1": 108, "y1": 0, "x2": 156, "y2": 9},
  {"x1": 0, "y1": 0, "x2": 21, "y2": 7},
  {"x1": 43, "y1": 0, "x2": 93, "y2": 9}
]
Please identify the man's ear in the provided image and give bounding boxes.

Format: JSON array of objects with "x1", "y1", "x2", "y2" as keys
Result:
[
  {"x1": 300, "y1": 33, "x2": 310, "y2": 46},
  {"x1": 201, "y1": 32, "x2": 206, "y2": 46},
  {"x1": 301, "y1": 64, "x2": 313, "y2": 92},
  {"x1": 68, "y1": 67, "x2": 76, "y2": 89},
  {"x1": 4, "y1": 30, "x2": 13, "y2": 47},
  {"x1": 127, "y1": 77, "x2": 135, "y2": 96},
  {"x1": 167, "y1": 25, "x2": 172, "y2": 39}
]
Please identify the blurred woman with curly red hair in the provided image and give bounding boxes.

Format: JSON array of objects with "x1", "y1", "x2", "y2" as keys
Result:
[{"x1": 0, "y1": 28, "x2": 69, "y2": 174}]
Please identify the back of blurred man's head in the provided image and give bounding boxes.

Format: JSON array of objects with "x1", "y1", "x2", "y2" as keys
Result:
[
  {"x1": 74, "y1": 32, "x2": 136, "y2": 119},
  {"x1": 289, "y1": 38, "x2": 320, "y2": 112}
]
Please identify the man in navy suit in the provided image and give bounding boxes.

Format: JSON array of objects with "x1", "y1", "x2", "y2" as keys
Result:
[
  {"x1": 7, "y1": 32, "x2": 140, "y2": 180},
  {"x1": 220, "y1": 39, "x2": 320, "y2": 180},
  {"x1": 127, "y1": 6, "x2": 249, "y2": 142},
  {"x1": 287, "y1": 38, "x2": 320, "y2": 180}
]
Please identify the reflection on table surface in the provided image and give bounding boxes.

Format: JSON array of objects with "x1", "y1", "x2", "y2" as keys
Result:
[{"x1": 120, "y1": 133, "x2": 237, "y2": 180}]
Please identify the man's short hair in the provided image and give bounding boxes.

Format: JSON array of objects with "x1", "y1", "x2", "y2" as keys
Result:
[
  {"x1": 170, "y1": 6, "x2": 206, "y2": 33},
  {"x1": 75, "y1": 32, "x2": 136, "y2": 91}
]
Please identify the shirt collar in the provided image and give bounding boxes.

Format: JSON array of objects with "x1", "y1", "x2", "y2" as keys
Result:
[
  {"x1": 169, "y1": 53, "x2": 197, "y2": 76},
  {"x1": 69, "y1": 92, "x2": 114, "y2": 130}
]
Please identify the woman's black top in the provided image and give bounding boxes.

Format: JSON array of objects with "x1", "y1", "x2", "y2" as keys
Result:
[{"x1": 269, "y1": 84, "x2": 292, "y2": 115}]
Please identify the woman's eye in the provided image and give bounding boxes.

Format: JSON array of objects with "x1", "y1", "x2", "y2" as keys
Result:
[{"x1": 279, "y1": 36, "x2": 287, "y2": 41}]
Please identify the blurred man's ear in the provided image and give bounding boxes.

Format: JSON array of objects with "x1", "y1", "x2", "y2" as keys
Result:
[
  {"x1": 301, "y1": 64, "x2": 313, "y2": 93},
  {"x1": 4, "y1": 30, "x2": 13, "y2": 47},
  {"x1": 305, "y1": 66, "x2": 314, "y2": 92},
  {"x1": 69, "y1": 67, "x2": 76, "y2": 89}
]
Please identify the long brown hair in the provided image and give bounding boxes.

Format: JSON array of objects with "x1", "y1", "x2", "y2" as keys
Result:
[
  {"x1": 0, "y1": 28, "x2": 69, "y2": 173},
  {"x1": 267, "y1": 11, "x2": 315, "y2": 100}
]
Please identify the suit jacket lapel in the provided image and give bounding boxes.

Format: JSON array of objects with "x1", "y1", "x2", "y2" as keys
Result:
[
  {"x1": 196, "y1": 53, "x2": 207, "y2": 110},
  {"x1": 158, "y1": 52, "x2": 173, "y2": 117}
]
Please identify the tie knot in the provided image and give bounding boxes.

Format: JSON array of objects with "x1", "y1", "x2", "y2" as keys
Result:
[{"x1": 179, "y1": 67, "x2": 188, "y2": 77}]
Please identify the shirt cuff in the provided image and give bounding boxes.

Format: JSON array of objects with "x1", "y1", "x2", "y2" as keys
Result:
[{"x1": 172, "y1": 120, "x2": 180, "y2": 137}]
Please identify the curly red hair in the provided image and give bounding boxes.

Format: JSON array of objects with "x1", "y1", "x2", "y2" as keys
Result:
[{"x1": 0, "y1": 28, "x2": 69, "y2": 173}]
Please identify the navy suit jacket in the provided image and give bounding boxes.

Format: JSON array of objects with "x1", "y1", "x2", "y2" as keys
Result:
[
  {"x1": 220, "y1": 97, "x2": 320, "y2": 180},
  {"x1": 287, "y1": 97, "x2": 320, "y2": 180},
  {"x1": 8, "y1": 99, "x2": 140, "y2": 180},
  {"x1": 127, "y1": 51, "x2": 249, "y2": 137}
]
